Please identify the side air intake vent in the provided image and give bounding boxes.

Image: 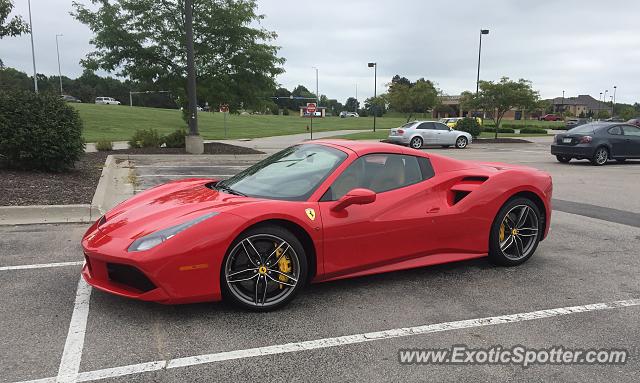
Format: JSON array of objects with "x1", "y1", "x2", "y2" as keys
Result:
[
  {"x1": 452, "y1": 190, "x2": 471, "y2": 204},
  {"x1": 461, "y1": 176, "x2": 488, "y2": 183}
]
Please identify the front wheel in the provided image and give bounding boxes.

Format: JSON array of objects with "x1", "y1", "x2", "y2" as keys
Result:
[
  {"x1": 409, "y1": 136, "x2": 423, "y2": 149},
  {"x1": 489, "y1": 198, "x2": 542, "y2": 266},
  {"x1": 556, "y1": 155, "x2": 571, "y2": 163},
  {"x1": 455, "y1": 136, "x2": 468, "y2": 149},
  {"x1": 222, "y1": 225, "x2": 308, "y2": 311},
  {"x1": 591, "y1": 147, "x2": 608, "y2": 166}
]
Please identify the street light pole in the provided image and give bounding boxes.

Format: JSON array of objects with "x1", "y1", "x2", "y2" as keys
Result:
[
  {"x1": 561, "y1": 90, "x2": 565, "y2": 115},
  {"x1": 56, "y1": 34, "x2": 63, "y2": 95},
  {"x1": 313, "y1": 67, "x2": 319, "y2": 106},
  {"x1": 612, "y1": 86, "x2": 617, "y2": 116},
  {"x1": 27, "y1": 0, "x2": 38, "y2": 93},
  {"x1": 368, "y1": 62, "x2": 377, "y2": 132},
  {"x1": 476, "y1": 29, "x2": 489, "y2": 94},
  {"x1": 184, "y1": 0, "x2": 203, "y2": 154}
]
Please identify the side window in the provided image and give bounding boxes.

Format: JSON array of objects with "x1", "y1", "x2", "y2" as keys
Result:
[
  {"x1": 321, "y1": 154, "x2": 435, "y2": 201},
  {"x1": 623, "y1": 126, "x2": 640, "y2": 136},
  {"x1": 608, "y1": 126, "x2": 622, "y2": 135},
  {"x1": 416, "y1": 122, "x2": 432, "y2": 130},
  {"x1": 435, "y1": 123, "x2": 450, "y2": 131}
]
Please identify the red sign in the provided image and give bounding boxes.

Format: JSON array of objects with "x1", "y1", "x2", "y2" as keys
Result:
[{"x1": 307, "y1": 103, "x2": 317, "y2": 114}]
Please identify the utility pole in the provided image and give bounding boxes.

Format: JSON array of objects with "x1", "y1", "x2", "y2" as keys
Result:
[
  {"x1": 27, "y1": 0, "x2": 38, "y2": 93},
  {"x1": 368, "y1": 62, "x2": 377, "y2": 132},
  {"x1": 56, "y1": 34, "x2": 63, "y2": 94},
  {"x1": 612, "y1": 86, "x2": 617, "y2": 116},
  {"x1": 355, "y1": 83, "x2": 358, "y2": 113},
  {"x1": 313, "y1": 67, "x2": 319, "y2": 106},
  {"x1": 476, "y1": 29, "x2": 490, "y2": 94},
  {"x1": 184, "y1": 0, "x2": 203, "y2": 154},
  {"x1": 561, "y1": 90, "x2": 564, "y2": 115}
]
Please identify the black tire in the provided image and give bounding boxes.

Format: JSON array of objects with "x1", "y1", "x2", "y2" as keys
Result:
[
  {"x1": 409, "y1": 136, "x2": 423, "y2": 149},
  {"x1": 221, "y1": 225, "x2": 308, "y2": 311},
  {"x1": 489, "y1": 197, "x2": 542, "y2": 266},
  {"x1": 556, "y1": 155, "x2": 571, "y2": 163},
  {"x1": 590, "y1": 146, "x2": 608, "y2": 166},
  {"x1": 455, "y1": 136, "x2": 468, "y2": 149},
  {"x1": 616, "y1": 158, "x2": 626, "y2": 163}
]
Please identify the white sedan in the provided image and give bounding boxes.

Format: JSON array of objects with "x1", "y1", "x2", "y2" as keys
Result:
[{"x1": 387, "y1": 121, "x2": 473, "y2": 149}]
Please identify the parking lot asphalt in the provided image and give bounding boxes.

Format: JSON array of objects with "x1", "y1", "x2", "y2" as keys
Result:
[{"x1": 2, "y1": 141, "x2": 640, "y2": 382}]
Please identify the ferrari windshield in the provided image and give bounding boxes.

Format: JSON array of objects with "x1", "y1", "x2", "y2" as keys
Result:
[{"x1": 217, "y1": 144, "x2": 347, "y2": 201}]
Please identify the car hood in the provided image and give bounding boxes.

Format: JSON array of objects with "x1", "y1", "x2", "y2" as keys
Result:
[{"x1": 98, "y1": 178, "x2": 256, "y2": 239}]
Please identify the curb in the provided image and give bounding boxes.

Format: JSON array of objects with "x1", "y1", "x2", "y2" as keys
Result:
[{"x1": 0, "y1": 155, "x2": 135, "y2": 226}]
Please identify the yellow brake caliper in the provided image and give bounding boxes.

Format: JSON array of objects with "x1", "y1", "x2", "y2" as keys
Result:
[
  {"x1": 499, "y1": 223, "x2": 505, "y2": 242},
  {"x1": 275, "y1": 244, "x2": 292, "y2": 289}
]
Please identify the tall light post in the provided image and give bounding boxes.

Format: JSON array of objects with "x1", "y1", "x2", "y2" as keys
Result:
[
  {"x1": 612, "y1": 85, "x2": 617, "y2": 116},
  {"x1": 184, "y1": 0, "x2": 203, "y2": 154},
  {"x1": 312, "y1": 67, "x2": 319, "y2": 106},
  {"x1": 598, "y1": 92, "x2": 603, "y2": 118},
  {"x1": 27, "y1": 0, "x2": 38, "y2": 93},
  {"x1": 368, "y1": 62, "x2": 377, "y2": 132},
  {"x1": 561, "y1": 90, "x2": 565, "y2": 115},
  {"x1": 476, "y1": 29, "x2": 489, "y2": 94},
  {"x1": 355, "y1": 83, "x2": 358, "y2": 113},
  {"x1": 55, "y1": 34, "x2": 64, "y2": 95}
]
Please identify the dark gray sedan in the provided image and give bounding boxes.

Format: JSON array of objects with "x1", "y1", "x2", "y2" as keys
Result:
[{"x1": 551, "y1": 122, "x2": 640, "y2": 165}]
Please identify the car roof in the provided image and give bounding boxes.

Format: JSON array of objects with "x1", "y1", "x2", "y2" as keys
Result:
[{"x1": 310, "y1": 139, "x2": 410, "y2": 156}]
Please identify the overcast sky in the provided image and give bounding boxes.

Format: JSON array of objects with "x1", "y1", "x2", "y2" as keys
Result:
[{"x1": 2, "y1": 0, "x2": 639, "y2": 104}]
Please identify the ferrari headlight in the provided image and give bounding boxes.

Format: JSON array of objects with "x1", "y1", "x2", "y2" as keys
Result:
[{"x1": 128, "y1": 212, "x2": 219, "y2": 252}]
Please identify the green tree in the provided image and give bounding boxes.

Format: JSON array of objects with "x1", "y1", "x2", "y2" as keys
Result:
[
  {"x1": 596, "y1": 110, "x2": 610, "y2": 119},
  {"x1": 460, "y1": 77, "x2": 539, "y2": 138},
  {"x1": 364, "y1": 94, "x2": 387, "y2": 117},
  {"x1": 387, "y1": 77, "x2": 438, "y2": 122},
  {"x1": 72, "y1": 0, "x2": 284, "y2": 114},
  {"x1": 0, "y1": 0, "x2": 29, "y2": 38},
  {"x1": 345, "y1": 97, "x2": 359, "y2": 112}
]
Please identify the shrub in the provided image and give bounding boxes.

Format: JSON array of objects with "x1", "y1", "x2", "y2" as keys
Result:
[
  {"x1": 129, "y1": 128, "x2": 162, "y2": 148},
  {"x1": 282, "y1": 108, "x2": 290, "y2": 116},
  {"x1": 519, "y1": 127, "x2": 548, "y2": 134},
  {"x1": 163, "y1": 128, "x2": 186, "y2": 148},
  {"x1": 0, "y1": 90, "x2": 85, "y2": 172},
  {"x1": 95, "y1": 139, "x2": 113, "y2": 151},
  {"x1": 482, "y1": 127, "x2": 515, "y2": 134},
  {"x1": 455, "y1": 117, "x2": 481, "y2": 138}
]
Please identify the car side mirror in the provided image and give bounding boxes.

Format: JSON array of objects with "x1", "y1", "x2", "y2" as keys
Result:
[{"x1": 331, "y1": 188, "x2": 376, "y2": 211}]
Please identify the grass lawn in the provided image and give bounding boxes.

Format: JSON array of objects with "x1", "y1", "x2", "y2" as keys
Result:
[
  {"x1": 326, "y1": 129, "x2": 552, "y2": 141},
  {"x1": 73, "y1": 104, "x2": 410, "y2": 142},
  {"x1": 73, "y1": 104, "x2": 562, "y2": 142}
]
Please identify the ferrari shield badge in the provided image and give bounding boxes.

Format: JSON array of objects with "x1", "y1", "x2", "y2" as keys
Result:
[{"x1": 305, "y1": 208, "x2": 316, "y2": 221}]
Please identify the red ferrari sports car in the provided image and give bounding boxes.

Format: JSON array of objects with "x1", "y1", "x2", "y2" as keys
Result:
[{"x1": 82, "y1": 140, "x2": 552, "y2": 310}]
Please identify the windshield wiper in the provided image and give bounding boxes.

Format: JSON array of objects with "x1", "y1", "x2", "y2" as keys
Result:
[{"x1": 215, "y1": 183, "x2": 247, "y2": 197}]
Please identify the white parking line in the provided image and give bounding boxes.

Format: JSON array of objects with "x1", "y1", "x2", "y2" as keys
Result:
[
  {"x1": 15, "y1": 297, "x2": 640, "y2": 383},
  {"x1": 56, "y1": 277, "x2": 92, "y2": 383},
  {"x1": 136, "y1": 174, "x2": 235, "y2": 177},
  {"x1": 0, "y1": 261, "x2": 83, "y2": 271}
]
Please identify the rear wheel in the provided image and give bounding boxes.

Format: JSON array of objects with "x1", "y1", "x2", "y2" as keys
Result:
[
  {"x1": 489, "y1": 198, "x2": 542, "y2": 266},
  {"x1": 591, "y1": 147, "x2": 608, "y2": 166},
  {"x1": 222, "y1": 225, "x2": 307, "y2": 311},
  {"x1": 455, "y1": 136, "x2": 468, "y2": 149},
  {"x1": 409, "y1": 136, "x2": 423, "y2": 149},
  {"x1": 556, "y1": 155, "x2": 571, "y2": 163}
]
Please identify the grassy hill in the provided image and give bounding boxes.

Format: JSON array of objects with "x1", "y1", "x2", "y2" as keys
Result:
[
  {"x1": 72, "y1": 104, "x2": 409, "y2": 142},
  {"x1": 72, "y1": 104, "x2": 562, "y2": 142}
]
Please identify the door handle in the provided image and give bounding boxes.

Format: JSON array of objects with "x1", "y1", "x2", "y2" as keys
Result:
[{"x1": 427, "y1": 207, "x2": 440, "y2": 214}]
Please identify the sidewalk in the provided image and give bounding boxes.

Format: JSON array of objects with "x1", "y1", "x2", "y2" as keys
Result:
[{"x1": 84, "y1": 130, "x2": 362, "y2": 153}]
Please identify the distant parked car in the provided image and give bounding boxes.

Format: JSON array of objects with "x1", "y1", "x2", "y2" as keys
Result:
[
  {"x1": 539, "y1": 114, "x2": 561, "y2": 121},
  {"x1": 439, "y1": 117, "x2": 483, "y2": 128},
  {"x1": 339, "y1": 111, "x2": 359, "y2": 118},
  {"x1": 551, "y1": 122, "x2": 640, "y2": 165},
  {"x1": 604, "y1": 117, "x2": 625, "y2": 122},
  {"x1": 387, "y1": 121, "x2": 472, "y2": 149},
  {"x1": 626, "y1": 118, "x2": 640, "y2": 127},
  {"x1": 565, "y1": 118, "x2": 588, "y2": 129},
  {"x1": 95, "y1": 97, "x2": 121, "y2": 105},
  {"x1": 61, "y1": 95, "x2": 81, "y2": 103}
]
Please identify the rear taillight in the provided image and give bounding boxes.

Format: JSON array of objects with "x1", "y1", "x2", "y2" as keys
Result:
[
  {"x1": 579, "y1": 136, "x2": 592, "y2": 144},
  {"x1": 397, "y1": 129, "x2": 404, "y2": 134}
]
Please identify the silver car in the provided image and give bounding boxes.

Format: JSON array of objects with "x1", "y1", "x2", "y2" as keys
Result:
[{"x1": 387, "y1": 121, "x2": 473, "y2": 149}]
